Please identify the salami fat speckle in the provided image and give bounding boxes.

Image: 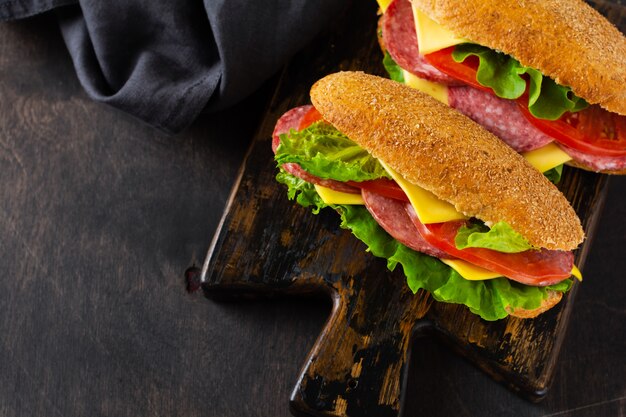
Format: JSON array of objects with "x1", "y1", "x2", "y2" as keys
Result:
[
  {"x1": 272, "y1": 105, "x2": 313, "y2": 153},
  {"x1": 559, "y1": 144, "x2": 626, "y2": 172},
  {"x1": 448, "y1": 86, "x2": 553, "y2": 152},
  {"x1": 362, "y1": 189, "x2": 449, "y2": 258},
  {"x1": 382, "y1": 0, "x2": 458, "y2": 85}
]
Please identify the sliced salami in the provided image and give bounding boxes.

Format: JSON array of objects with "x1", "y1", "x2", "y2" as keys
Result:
[
  {"x1": 282, "y1": 163, "x2": 361, "y2": 194},
  {"x1": 558, "y1": 143, "x2": 626, "y2": 172},
  {"x1": 362, "y1": 189, "x2": 450, "y2": 258},
  {"x1": 273, "y1": 106, "x2": 361, "y2": 194},
  {"x1": 448, "y1": 86, "x2": 554, "y2": 152},
  {"x1": 382, "y1": 0, "x2": 459, "y2": 85},
  {"x1": 272, "y1": 105, "x2": 313, "y2": 153}
]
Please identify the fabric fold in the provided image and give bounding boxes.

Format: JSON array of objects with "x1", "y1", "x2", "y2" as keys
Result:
[{"x1": 3, "y1": 0, "x2": 350, "y2": 133}]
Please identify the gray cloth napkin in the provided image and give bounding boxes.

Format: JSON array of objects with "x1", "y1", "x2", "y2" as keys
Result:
[{"x1": 1, "y1": 0, "x2": 349, "y2": 133}]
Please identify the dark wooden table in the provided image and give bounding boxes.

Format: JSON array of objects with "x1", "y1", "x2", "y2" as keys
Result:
[{"x1": 0, "y1": 11, "x2": 624, "y2": 417}]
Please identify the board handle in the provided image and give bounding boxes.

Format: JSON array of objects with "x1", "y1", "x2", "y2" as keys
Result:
[{"x1": 290, "y1": 290, "x2": 432, "y2": 417}]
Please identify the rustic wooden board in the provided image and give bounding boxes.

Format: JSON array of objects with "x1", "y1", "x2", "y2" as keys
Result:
[{"x1": 200, "y1": 1, "x2": 622, "y2": 416}]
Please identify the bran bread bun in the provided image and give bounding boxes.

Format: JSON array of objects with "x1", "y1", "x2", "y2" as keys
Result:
[
  {"x1": 508, "y1": 291, "x2": 563, "y2": 319},
  {"x1": 412, "y1": 0, "x2": 626, "y2": 116},
  {"x1": 310, "y1": 72, "x2": 584, "y2": 250}
]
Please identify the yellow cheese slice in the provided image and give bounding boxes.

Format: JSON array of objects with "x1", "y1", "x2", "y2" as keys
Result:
[
  {"x1": 403, "y1": 70, "x2": 449, "y2": 104},
  {"x1": 314, "y1": 184, "x2": 364, "y2": 205},
  {"x1": 312, "y1": 167, "x2": 581, "y2": 284},
  {"x1": 379, "y1": 161, "x2": 467, "y2": 224},
  {"x1": 441, "y1": 259, "x2": 501, "y2": 280},
  {"x1": 442, "y1": 259, "x2": 583, "y2": 282},
  {"x1": 401, "y1": 72, "x2": 569, "y2": 175},
  {"x1": 413, "y1": 6, "x2": 468, "y2": 55},
  {"x1": 376, "y1": 0, "x2": 393, "y2": 13},
  {"x1": 522, "y1": 143, "x2": 573, "y2": 173},
  {"x1": 409, "y1": 6, "x2": 572, "y2": 177},
  {"x1": 571, "y1": 265, "x2": 583, "y2": 281}
]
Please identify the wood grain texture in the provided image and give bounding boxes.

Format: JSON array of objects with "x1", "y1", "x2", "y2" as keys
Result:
[
  {"x1": 202, "y1": 1, "x2": 624, "y2": 416},
  {"x1": 0, "y1": 15, "x2": 313, "y2": 417}
]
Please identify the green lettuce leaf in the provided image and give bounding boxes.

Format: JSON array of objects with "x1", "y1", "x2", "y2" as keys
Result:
[
  {"x1": 543, "y1": 164, "x2": 563, "y2": 184},
  {"x1": 277, "y1": 170, "x2": 572, "y2": 320},
  {"x1": 452, "y1": 44, "x2": 588, "y2": 120},
  {"x1": 383, "y1": 52, "x2": 405, "y2": 83},
  {"x1": 453, "y1": 44, "x2": 527, "y2": 99},
  {"x1": 275, "y1": 121, "x2": 390, "y2": 182},
  {"x1": 335, "y1": 204, "x2": 571, "y2": 321},
  {"x1": 455, "y1": 221, "x2": 533, "y2": 253}
]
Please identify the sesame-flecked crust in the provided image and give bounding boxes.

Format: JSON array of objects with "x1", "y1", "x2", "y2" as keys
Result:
[
  {"x1": 412, "y1": 0, "x2": 626, "y2": 115},
  {"x1": 310, "y1": 72, "x2": 584, "y2": 250},
  {"x1": 508, "y1": 290, "x2": 563, "y2": 319}
]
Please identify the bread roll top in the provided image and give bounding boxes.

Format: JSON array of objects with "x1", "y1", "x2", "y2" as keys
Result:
[
  {"x1": 310, "y1": 72, "x2": 584, "y2": 250},
  {"x1": 412, "y1": 0, "x2": 626, "y2": 116}
]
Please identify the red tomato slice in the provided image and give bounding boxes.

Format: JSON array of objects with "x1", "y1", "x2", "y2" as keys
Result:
[
  {"x1": 517, "y1": 103, "x2": 626, "y2": 157},
  {"x1": 298, "y1": 107, "x2": 323, "y2": 130},
  {"x1": 272, "y1": 106, "x2": 323, "y2": 153},
  {"x1": 347, "y1": 178, "x2": 409, "y2": 202},
  {"x1": 406, "y1": 207, "x2": 573, "y2": 286},
  {"x1": 273, "y1": 105, "x2": 315, "y2": 153},
  {"x1": 423, "y1": 47, "x2": 492, "y2": 94},
  {"x1": 425, "y1": 48, "x2": 626, "y2": 157}
]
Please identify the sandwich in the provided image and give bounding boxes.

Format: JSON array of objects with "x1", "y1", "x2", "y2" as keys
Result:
[
  {"x1": 273, "y1": 71, "x2": 584, "y2": 321},
  {"x1": 377, "y1": 0, "x2": 626, "y2": 175}
]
